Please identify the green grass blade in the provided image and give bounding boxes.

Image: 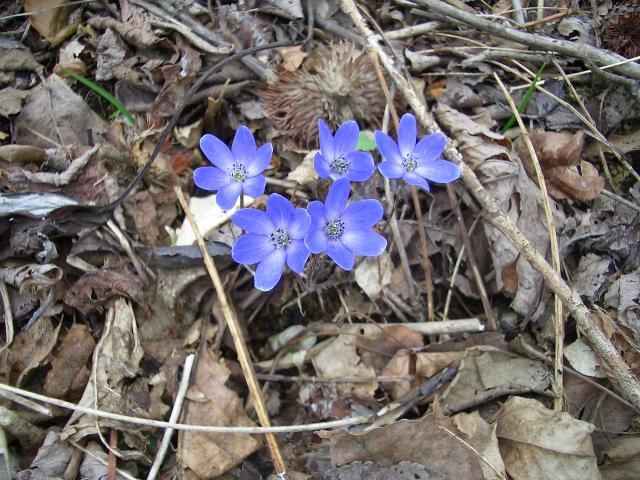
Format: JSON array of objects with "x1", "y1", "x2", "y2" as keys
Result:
[
  {"x1": 501, "y1": 63, "x2": 546, "y2": 134},
  {"x1": 61, "y1": 67, "x2": 136, "y2": 127}
]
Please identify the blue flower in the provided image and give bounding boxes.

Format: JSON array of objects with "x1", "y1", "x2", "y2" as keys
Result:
[
  {"x1": 194, "y1": 126, "x2": 272, "y2": 211},
  {"x1": 314, "y1": 119, "x2": 375, "y2": 182},
  {"x1": 375, "y1": 113, "x2": 460, "y2": 190},
  {"x1": 232, "y1": 194, "x2": 311, "y2": 291},
  {"x1": 304, "y1": 178, "x2": 386, "y2": 270}
]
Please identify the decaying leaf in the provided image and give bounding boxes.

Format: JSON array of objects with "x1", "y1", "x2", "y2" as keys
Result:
[
  {"x1": 313, "y1": 334, "x2": 378, "y2": 399},
  {"x1": 495, "y1": 397, "x2": 599, "y2": 480},
  {"x1": 9, "y1": 316, "x2": 62, "y2": 386},
  {"x1": 44, "y1": 324, "x2": 95, "y2": 398},
  {"x1": 62, "y1": 299, "x2": 165, "y2": 452},
  {"x1": 15, "y1": 74, "x2": 108, "y2": 148},
  {"x1": 515, "y1": 129, "x2": 604, "y2": 202},
  {"x1": 15, "y1": 431, "x2": 74, "y2": 479},
  {"x1": 438, "y1": 347, "x2": 552, "y2": 414},
  {"x1": 434, "y1": 103, "x2": 511, "y2": 172},
  {"x1": 600, "y1": 436, "x2": 640, "y2": 480},
  {"x1": 63, "y1": 270, "x2": 145, "y2": 316},
  {"x1": 24, "y1": 0, "x2": 73, "y2": 42},
  {"x1": 383, "y1": 350, "x2": 464, "y2": 399},
  {"x1": 178, "y1": 349, "x2": 260, "y2": 478},
  {"x1": 354, "y1": 252, "x2": 392, "y2": 298},
  {"x1": 564, "y1": 338, "x2": 608, "y2": 378},
  {"x1": 322, "y1": 411, "x2": 504, "y2": 480}
]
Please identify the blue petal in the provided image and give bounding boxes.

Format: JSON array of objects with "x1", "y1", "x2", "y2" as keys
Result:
[
  {"x1": 266, "y1": 193, "x2": 294, "y2": 229},
  {"x1": 345, "y1": 151, "x2": 374, "y2": 182},
  {"x1": 342, "y1": 200, "x2": 383, "y2": 229},
  {"x1": 255, "y1": 249, "x2": 286, "y2": 291},
  {"x1": 200, "y1": 134, "x2": 234, "y2": 170},
  {"x1": 398, "y1": 113, "x2": 417, "y2": 158},
  {"x1": 325, "y1": 178, "x2": 350, "y2": 219},
  {"x1": 414, "y1": 133, "x2": 446, "y2": 164},
  {"x1": 334, "y1": 120, "x2": 359, "y2": 156},
  {"x1": 378, "y1": 161, "x2": 404, "y2": 179},
  {"x1": 286, "y1": 239, "x2": 310, "y2": 273},
  {"x1": 327, "y1": 240, "x2": 355, "y2": 270},
  {"x1": 288, "y1": 208, "x2": 311, "y2": 240},
  {"x1": 374, "y1": 131, "x2": 403, "y2": 165},
  {"x1": 318, "y1": 119, "x2": 335, "y2": 161},
  {"x1": 415, "y1": 160, "x2": 461, "y2": 184},
  {"x1": 342, "y1": 229, "x2": 387, "y2": 256},
  {"x1": 232, "y1": 209, "x2": 274, "y2": 235},
  {"x1": 403, "y1": 172, "x2": 430, "y2": 191},
  {"x1": 304, "y1": 223, "x2": 328, "y2": 253},
  {"x1": 247, "y1": 143, "x2": 272, "y2": 176},
  {"x1": 314, "y1": 152, "x2": 332, "y2": 179},
  {"x1": 242, "y1": 174, "x2": 266, "y2": 198},
  {"x1": 231, "y1": 125, "x2": 256, "y2": 165},
  {"x1": 306, "y1": 200, "x2": 327, "y2": 223},
  {"x1": 232, "y1": 233, "x2": 273, "y2": 264},
  {"x1": 216, "y1": 182, "x2": 243, "y2": 210},
  {"x1": 193, "y1": 166, "x2": 229, "y2": 191}
]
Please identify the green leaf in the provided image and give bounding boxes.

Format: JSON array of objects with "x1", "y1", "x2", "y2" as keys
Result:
[
  {"x1": 357, "y1": 131, "x2": 377, "y2": 151},
  {"x1": 61, "y1": 67, "x2": 136, "y2": 127},
  {"x1": 501, "y1": 63, "x2": 546, "y2": 134}
]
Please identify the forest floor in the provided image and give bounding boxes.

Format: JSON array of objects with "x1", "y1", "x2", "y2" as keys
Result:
[{"x1": 1, "y1": 0, "x2": 640, "y2": 479}]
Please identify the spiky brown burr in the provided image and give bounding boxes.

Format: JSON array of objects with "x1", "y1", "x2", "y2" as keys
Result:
[{"x1": 260, "y1": 43, "x2": 387, "y2": 148}]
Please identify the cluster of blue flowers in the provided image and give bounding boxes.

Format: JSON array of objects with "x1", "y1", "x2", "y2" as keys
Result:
[{"x1": 193, "y1": 113, "x2": 460, "y2": 291}]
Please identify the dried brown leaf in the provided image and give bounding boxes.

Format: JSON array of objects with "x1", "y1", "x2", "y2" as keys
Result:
[
  {"x1": 495, "y1": 397, "x2": 599, "y2": 480},
  {"x1": 44, "y1": 324, "x2": 95, "y2": 398},
  {"x1": 178, "y1": 350, "x2": 260, "y2": 478},
  {"x1": 322, "y1": 411, "x2": 503, "y2": 479}
]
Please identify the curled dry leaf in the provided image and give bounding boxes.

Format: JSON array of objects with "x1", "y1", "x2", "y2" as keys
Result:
[
  {"x1": 322, "y1": 411, "x2": 504, "y2": 479},
  {"x1": 382, "y1": 350, "x2": 463, "y2": 399},
  {"x1": 313, "y1": 334, "x2": 378, "y2": 400},
  {"x1": 63, "y1": 270, "x2": 145, "y2": 316},
  {"x1": 495, "y1": 397, "x2": 599, "y2": 480},
  {"x1": 438, "y1": 347, "x2": 552, "y2": 415},
  {"x1": 44, "y1": 324, "x2": 95, "y2": 398},
  {"x1": 515, "y1": 129, "x2": 604, "y2": 202},
  {"x1": 178, "y1": 349, "x2": 260, "y2": 478}
]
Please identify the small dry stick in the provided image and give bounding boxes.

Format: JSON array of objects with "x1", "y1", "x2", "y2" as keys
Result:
[
  {"x1": 174, "y1": 187, "x2": 286, "y2": 474},
  {"x1": 147, "y1": 354, "x2": 195, "y2": 480},
  {"x1": 493, "y1": 73, "x2": 564, "y2": 411},
  {"x1": 411, "y1": 0, "x2": 640, "y2": 80},
  {"x1": 339, "y1": 0, "x2": 640, "y2": 410},
  {"x1": 0, "y1": 382, "x2": 370, "y2": 433}
]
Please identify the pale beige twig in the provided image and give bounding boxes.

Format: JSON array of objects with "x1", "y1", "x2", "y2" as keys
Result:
[
  {"x1": 174, "y1": 187, "x2": 286, "y2": 474},
  {"x1": 340, "y1": 0, "x2": 640, "y2": 410},
  {"x1": 146, "y1": 354, "x2": 194, "y2": 480},
  {"x1": 493, "y1": 73, "x2": 564, "y2": 410},
  {"x1": 0, "y1": 280, "x2": 13, "y2": 353},
  {"x1": 0, "y1": 382, "x2": 369, "y2": 433}
]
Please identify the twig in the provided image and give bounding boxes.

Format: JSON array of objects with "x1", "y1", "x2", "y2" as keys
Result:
[
  {"x1": 0, "y1": 280, "x2": 14, "y2": 353},
  {"x1": 256, "y1": 373, "x2": 414, "y2": 383},
  {"x1": 15, "y1": 145, "x2": 98, "y2": 187},
  {"x1": 600, "y1": 189, "x2": 640, "y2": 214},
  {"x1": 68, "y1": 440, "x2": 138, "y2": 480},
  {"x1": 174, "y1": 187, "x2": 286, "y2": 474},
  {"x1": 0, "y1": 382, "x2": 370, "y2": 433},
  {"x1": 340, "y1": 0, "x2": 640, "y2": 410},
  {"x1": 409, "y1": 0, "x2": 640, "y2": 80},
  {"x1": 493, "y1": 73, "x2": 564, "y2": 410},
  {"x1": 147, "y1": 354, "x2": 194, "y2": 480}
]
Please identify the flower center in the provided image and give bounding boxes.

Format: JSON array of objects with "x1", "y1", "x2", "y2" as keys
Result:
[
  {"x1": 402, "y1": 154, "x2": 417, "y2": 172},
  {"x1": 325, "y1": 218, "x2": 345, "y2": 241},
  {"x1": 228, "y1": 164, "x2": 247, "y2": 182},
  {"x1": 269, "y1": 228, "x2": 291, "y2": 249},
  {"x1": 329, "y1": 155, "x2": 350, "y2": 175}
]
